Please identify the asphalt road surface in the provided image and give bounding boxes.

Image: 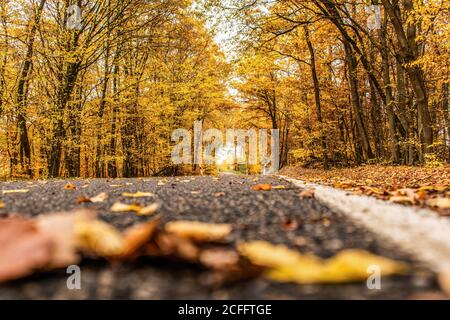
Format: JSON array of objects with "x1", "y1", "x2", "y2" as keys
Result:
[{"x1": 0, "y1": 174, "x2": 440, "y2": 299}]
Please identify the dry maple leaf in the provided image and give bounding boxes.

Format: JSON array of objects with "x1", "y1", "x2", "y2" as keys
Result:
[
  {"x1": 165, "y1": 221, "x2": 232, "y2": 243},
  {"x1": 251, "y1": 184, "x2": 272, "y2": 191},
  {"x1": 300, "y1": 189, "x2": 315, "y2": 199},
  {"x1": 122, "y1": 192, "x2": 154, "y2": 198},
  {"x1": 0, "y1": 218, "x2": 54, "y2": 282},
  {"x1": 238, "y1": 241, "x2": 407, "y2": 284},
  {"x1": 64, "y1": 183, "x2": 77, "y2": 190}
]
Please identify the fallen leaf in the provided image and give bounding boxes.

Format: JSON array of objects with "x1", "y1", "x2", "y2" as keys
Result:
[
  {"x1": 0, "y1": 218, "x2": 53, "y2": 282},
  {"x1": 119, "y1": 218, "x2": 161, "y2": 259},
  {"x1": 390, "y1": 196, "x2": 414, "y2": 205},
  {"x1": 75, "y1": 219, "x2": 124, "y2": 258},
  {"x1": 214, "y1": 192, "x2": 226, "y2": 197},
  {"x1": 36, "y1": 211, "x2": 94, "y2": 267},
  {"x1": 137, "y1": 203, "x2": 160, "y2": 216},
  {"x1": 426, "y1": 197, "x2": 450, "y2": 210},
  {"x1": 238, "y1": 241, "x2": 407, "y2": 284},
  {"x1": 165, "y1": 221, "x2": 232, "y2": 243},
  {"x1": 64, "y1": 183, "x2": 77, "y2": 190},
  {"x1": 122, "y1": 192, "x2": 154, "y2": 198},
  {"x1": 300, "y1": 189, "x2": 315, "y2": 199},
  {"x1": 272, "y1": 185, "x2": 286, "y2": 190},
  {"x1": 90, "y1": 192, "x2": 108, "y2": 203},
  {"x1": 147, "y1": 233, "x2": 199, "y2": 263},
  {"x1": 2, "y1": 189, "x2": 29, "y2": 194},
  {"x1": 110, "y1": 202, "x2": 143, "y2": 213},
  {"x1": 0, "y1": 202, "x2": 5, "y2": 209},
  {"x1": 281, "y1": 218, "x2": 300, "y2": 231},
  {"x1": 76, "y1": 196, "x2": 92, "y2": 204},
  {"x1": 252, "y1": 184, "x2": 272, "y2": 191},
  {"x1": 199, "y1": 248, "x2": 240, "y2": 270},
  {"x1": 190, "y1": 191, "x2": 201, "y2": 195}
]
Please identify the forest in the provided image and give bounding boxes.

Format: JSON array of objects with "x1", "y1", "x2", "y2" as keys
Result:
[{"x1": 0, "y1": 0, "x2": 448, "y2": 178}]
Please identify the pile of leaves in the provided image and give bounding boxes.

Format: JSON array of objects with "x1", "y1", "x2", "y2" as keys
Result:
[
  {"x1": 282, "y1": 166, "x2": 450, "y2": 215},
  {"x1": 0, "y1": 209, "x2": 409, "y2": 287}
]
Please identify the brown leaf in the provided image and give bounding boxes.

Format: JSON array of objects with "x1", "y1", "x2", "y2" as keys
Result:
[
  {"x1": 251, "y1": 184, "x2": 272, "y2": 191},
  {"x1": 147, "y1": 233, "x2": 199, "y2": 263},
  {"x1": 119, "y1": 218, "x2": 161, "y2": 259},
  {"x1": 300, "y1": 189, "x2": 315, "y2": 199},
  {"x1": 214, "y1": 192, "x2": 226, "y2": 197},
  {"x1": 281, "y1": 217, "x2": 300, "y2": 231},
  {"x1": 0, "y1": 218, "x2": 54, "y2": 282},
  {"x1": 76, "y1": 196, "x2": 92, "y2": 205},
  {"x1": 64, "y1": 183, "x2": 77, "y2": 190}
]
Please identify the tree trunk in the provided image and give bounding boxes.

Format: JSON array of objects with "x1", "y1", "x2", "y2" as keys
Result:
[
  {"x1": 16, "y1": 0, "x2": 46, "y2": 176},
  {"x1": 344, "y1": 41, "x2": 374, "y2": 161},
  {"x1": 305, "y1": 26, "x2": 328, "y2": 169}
]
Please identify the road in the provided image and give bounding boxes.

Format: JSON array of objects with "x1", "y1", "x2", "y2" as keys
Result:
[{"x1": 0, "y1": 174, "x2": 440, "y2": 299}]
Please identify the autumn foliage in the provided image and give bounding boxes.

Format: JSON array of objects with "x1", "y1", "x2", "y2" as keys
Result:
[{"x1": 0, "y1": 0, "x2": 449, "y2": 178}]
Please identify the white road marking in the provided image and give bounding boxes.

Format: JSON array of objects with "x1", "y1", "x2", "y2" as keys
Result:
[{"x1": 280, "y1": 176, "x2": 450, "y2": 272}]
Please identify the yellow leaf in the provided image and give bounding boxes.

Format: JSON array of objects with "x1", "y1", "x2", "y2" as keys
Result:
[
  {"x1": 0, "y1": 202, "x2": 5, "y2": 209},
  {"x1": 2, "y1": 189, "x2": 29, "y2": 194},
  {"x1": 137, "y1": 203, "x2": 160, "y2": 216},
  {"x1": 110, "y1": 202, "x2": 143, "y2": 213},
  {"x1": 74, "y1": 219, "x2": 124, "y2": 257},
  {"x1": 272, "y1": 185, "x2": 286, "y2": 190},
  {"x1": 426, "y1": 197, "x2": 450, "y2": 209},
  {"x1": 165, "y1": 221, "x2": 232, "y2": 242},
  {"x1": 122, "y1": 192, "x2": 154, "y2": 198},
  {"x1": 238, "y1": 241, "x2": 407, "y2": 284}
]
